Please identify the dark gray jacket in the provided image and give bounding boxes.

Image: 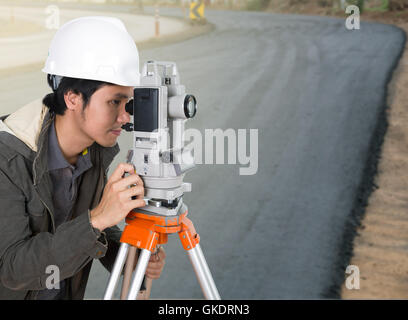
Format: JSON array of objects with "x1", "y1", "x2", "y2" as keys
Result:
[{"x1": 0, "y1": 99, "x2": 122, "y2": 299}]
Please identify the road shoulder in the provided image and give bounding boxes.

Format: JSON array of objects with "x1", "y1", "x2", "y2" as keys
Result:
[{"x1": 341, "y1": 20, "x2": 408, "y2": 299}]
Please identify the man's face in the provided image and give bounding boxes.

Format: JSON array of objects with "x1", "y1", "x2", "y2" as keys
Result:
[{"x1": 77, "y1": 84, "x2": 133, "y2": 147}]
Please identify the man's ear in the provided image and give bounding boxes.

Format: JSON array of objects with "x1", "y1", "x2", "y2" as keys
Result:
[{"x1": 64, "y1": 90, "x2": 82, "y2": 111}]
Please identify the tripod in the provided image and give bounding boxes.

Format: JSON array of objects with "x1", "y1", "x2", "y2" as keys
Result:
[{"x1": 103, "y1": 203, "x2": 220, "y2": 300}]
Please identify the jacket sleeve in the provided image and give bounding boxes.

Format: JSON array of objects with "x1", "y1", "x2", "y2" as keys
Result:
[
  {"x1": 0, "y1": 169, "x2": 108, "y2": 291},
  {"x1": 95, "y1": 165, "x2": 123, "y2": 273},
  {"x1": 98, "y1": 225, "x2": 122, "y2": 273}
]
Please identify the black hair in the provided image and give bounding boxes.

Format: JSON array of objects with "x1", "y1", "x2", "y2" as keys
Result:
[{"x1": 42, "y1": 75, "x2": 113, "y2": 115}]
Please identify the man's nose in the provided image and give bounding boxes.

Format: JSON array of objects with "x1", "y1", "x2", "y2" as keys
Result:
[{"x1": 118, "y1": 102, "x2": 131, "y2": 124}]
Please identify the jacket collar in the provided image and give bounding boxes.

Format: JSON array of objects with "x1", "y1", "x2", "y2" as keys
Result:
[{"x1": 1, "y1": 98, "x2": 48, "y2": 153}]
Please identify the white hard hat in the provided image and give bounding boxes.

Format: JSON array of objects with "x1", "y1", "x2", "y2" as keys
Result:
[{"x1": 42, "y1": 16, "x2": 140, "y2": 87}]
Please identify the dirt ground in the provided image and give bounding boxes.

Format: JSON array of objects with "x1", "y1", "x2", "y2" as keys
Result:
[{"x1": 267, "y1": 3, "x2": 408, "y2": 299}]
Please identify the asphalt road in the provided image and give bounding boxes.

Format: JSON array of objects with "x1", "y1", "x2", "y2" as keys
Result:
[{"x1": 0, "y1": 4, "x2": 405, "y2": 299}]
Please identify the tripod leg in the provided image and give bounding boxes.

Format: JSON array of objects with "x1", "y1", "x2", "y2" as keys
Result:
[
  {"x1": 136, "y1": 245, "x2": 161, "y2": 300},
  {"x1": 120, "y1": 246, "x2": 137, "y2": 299},
  {"x1": 126, "y1": 249, "x2": 152, "y2": 300},
  {"x1": 179, "y1": 215, "x2": 220, "y2": 300},
  {"x1": 138, "y1": 277, "x2": 153, "y2": 300},
  {"x1": 104, "y1": 242, "x2": 130, "y2": 300},
  {"x1": 187, "y1": 244, "x2": 221, "y2": 300}
]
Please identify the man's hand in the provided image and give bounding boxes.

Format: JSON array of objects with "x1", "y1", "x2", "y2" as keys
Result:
[
  {"x1": 90, "y1": 163, "x2": 145, "y2": 232},
  {"x1": 145, "y1": 246, "x2": 166, "y2": 279}
]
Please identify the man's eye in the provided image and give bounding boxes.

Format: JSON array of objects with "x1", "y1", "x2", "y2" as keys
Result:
[{"x1": 110, "y1": 100, "x2": 121, "y2": 106}]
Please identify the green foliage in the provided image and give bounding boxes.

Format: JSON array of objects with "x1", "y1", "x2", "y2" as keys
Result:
[
  {"x1": 346, "y1": 0, "x2": 365, "y2": 13},
  {"x1": 364, "y1": 0, "x2": 389, "y2": 12},
  {"x1": 246, "y1": 0, "x2": 271, "y2": 11}
]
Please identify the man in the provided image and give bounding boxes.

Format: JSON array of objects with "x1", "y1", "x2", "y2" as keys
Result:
[{"x1": 0, "y1": 16, "x2": 165, "y2": 300}]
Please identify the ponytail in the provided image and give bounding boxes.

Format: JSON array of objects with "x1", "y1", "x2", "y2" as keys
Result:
[{"x1": 42, "y1": 92, "x2": 59, "y2": 115}]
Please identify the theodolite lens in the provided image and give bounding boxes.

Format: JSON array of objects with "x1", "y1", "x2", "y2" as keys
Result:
[
  {"x1": 125, "y1": 99, "x2": 134, "y2": 116},
  {"x1": 184, "y1": 95, "x2": 197, "y2": 119}
]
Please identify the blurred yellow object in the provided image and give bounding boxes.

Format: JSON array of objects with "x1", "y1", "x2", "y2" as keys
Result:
[{"x1": 189, "y1": 1, "x2": 205, "y2": 20}]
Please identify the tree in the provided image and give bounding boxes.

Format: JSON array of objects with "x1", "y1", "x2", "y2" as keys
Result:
[
  {"x1": 389, "y1": 0, "x2": 408, "y2": 11},
  {"x1": 344, "y1": 0, "x2": 365, "y2": 13}
]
